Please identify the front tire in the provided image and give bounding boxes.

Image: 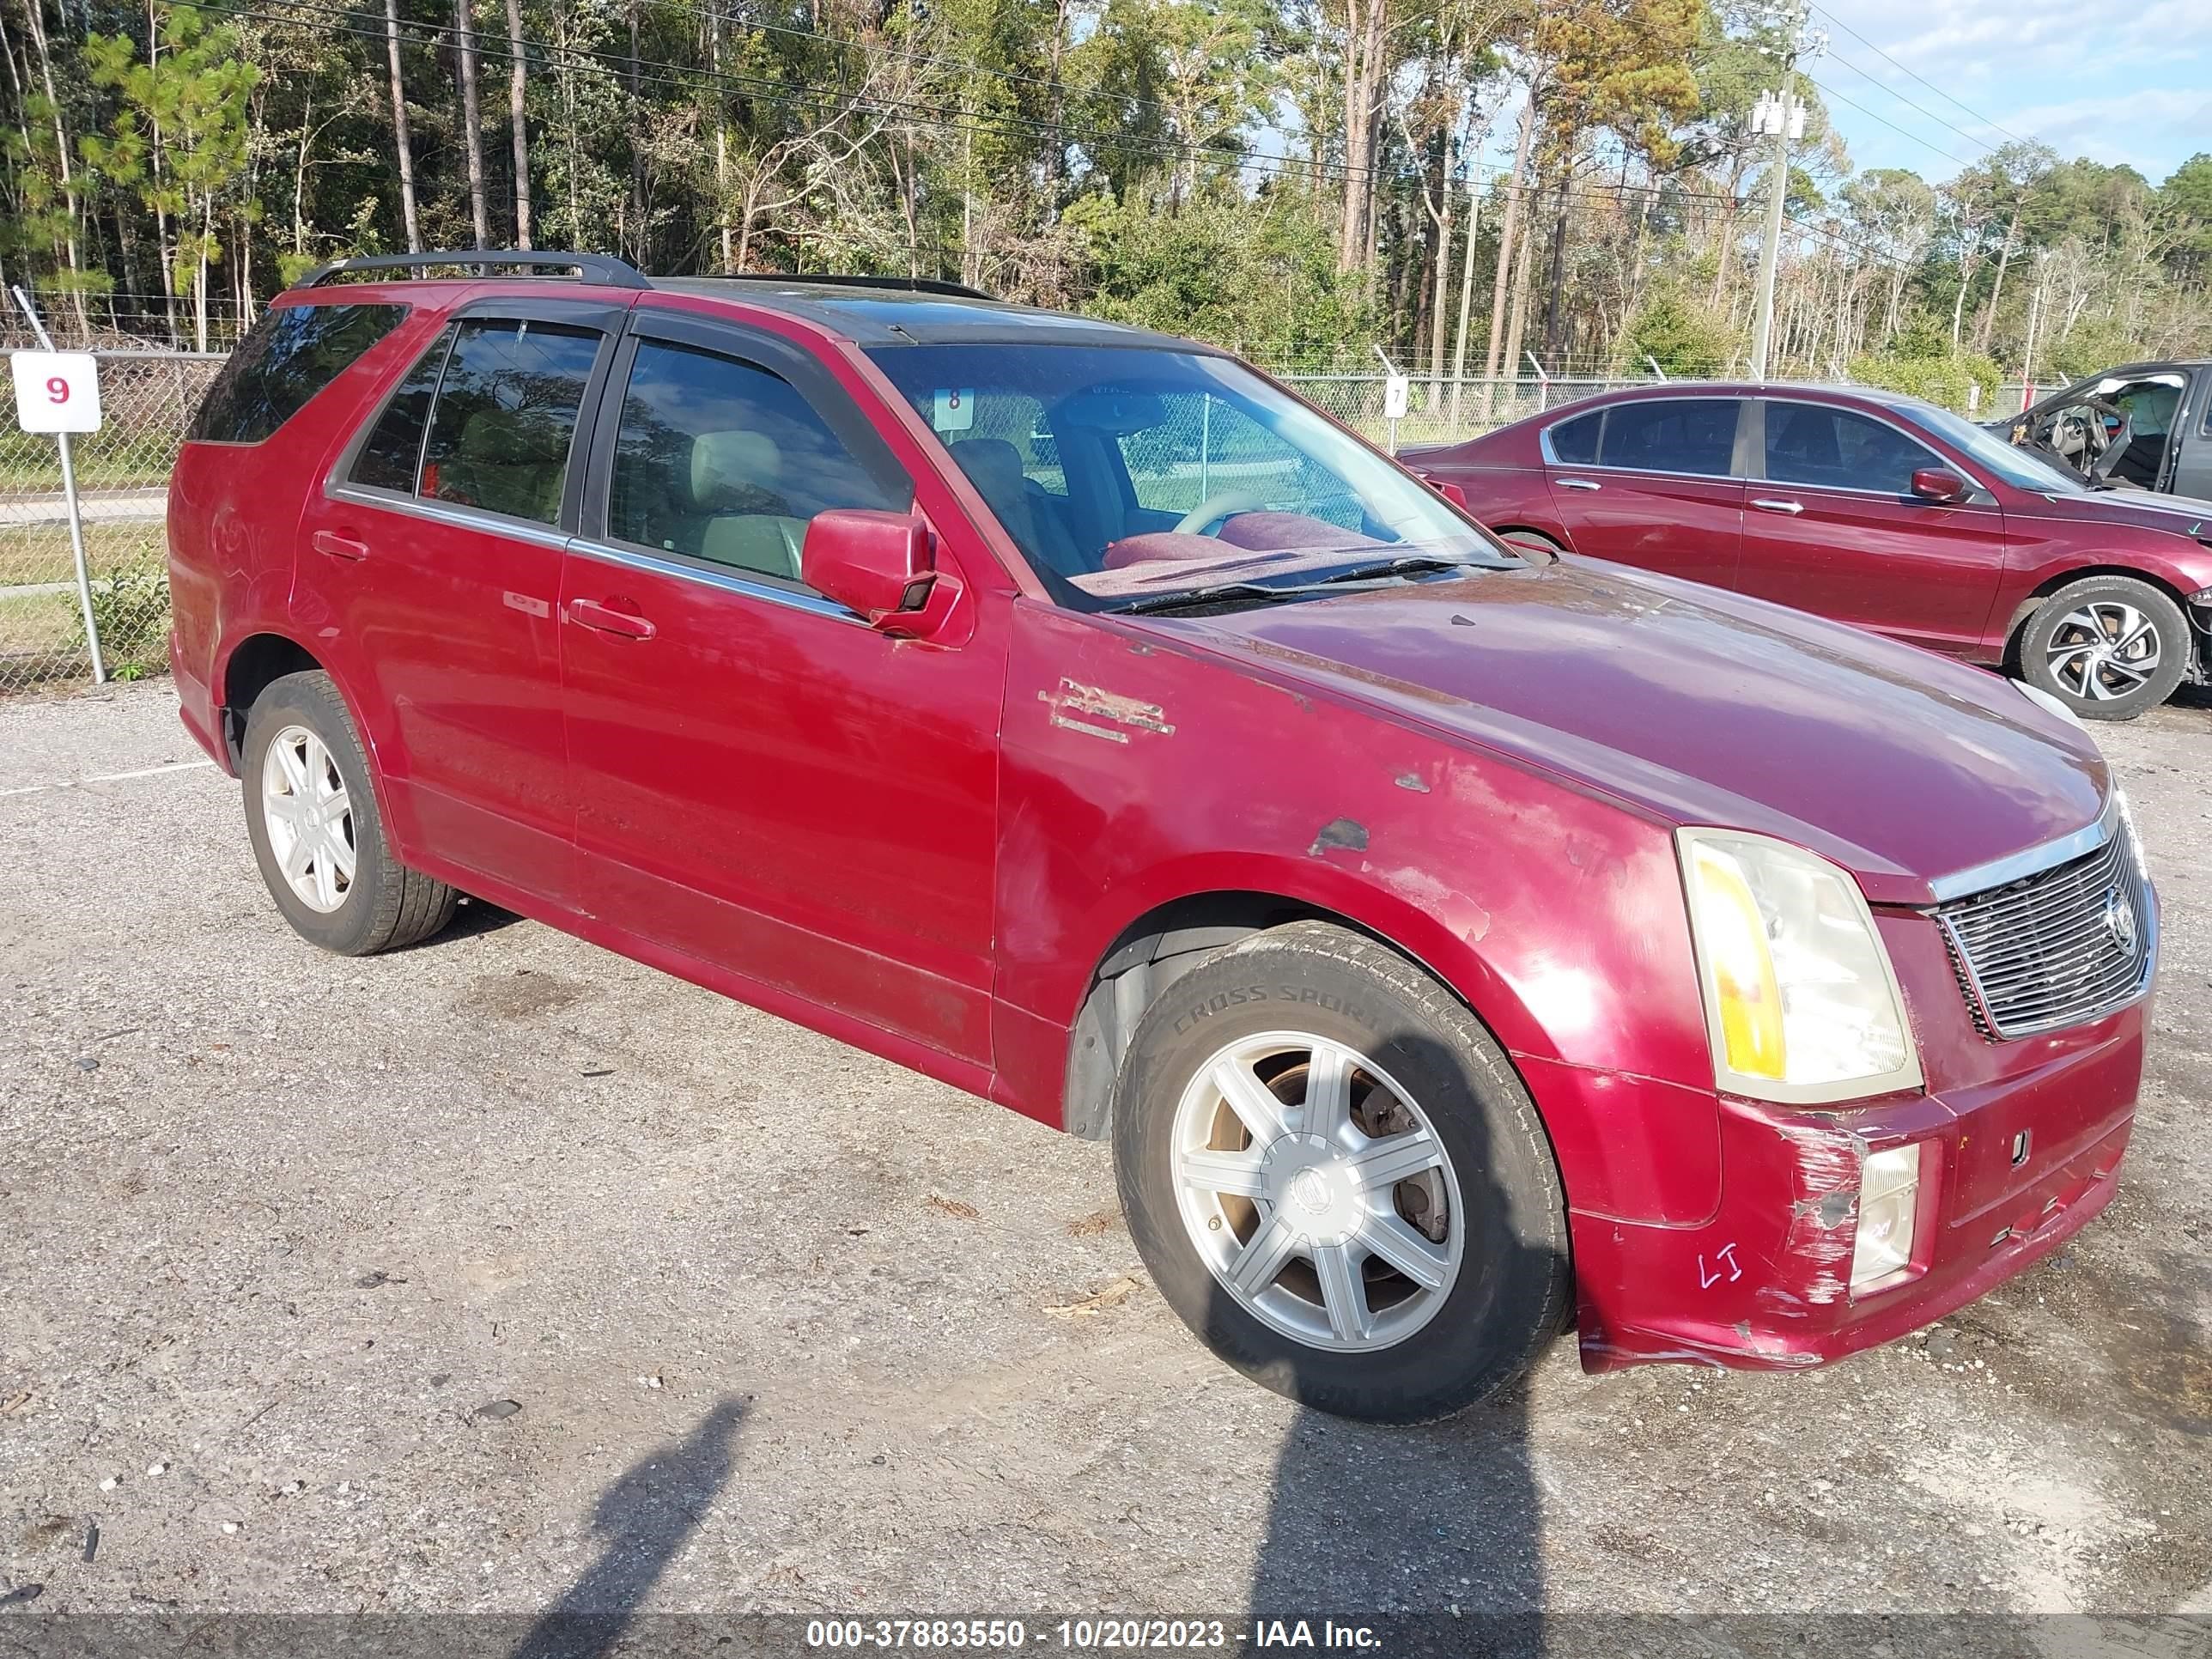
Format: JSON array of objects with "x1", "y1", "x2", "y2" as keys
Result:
[
  {"x1": 240, "y1": 671, "x2": 457, "y2": 955},
  {"x1": 2018, "y1": 575, "x2": 2189, "y2": 720},
  {"x1": 1111, "y1": 922, "x2": 1571, "y2": 1424}
]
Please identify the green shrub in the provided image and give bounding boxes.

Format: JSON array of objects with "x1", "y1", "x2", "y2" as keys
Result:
[
  {"x1": 1849, "y1": 348, "x2": 2003, "y2": 413},
  {"x1": 75, "y1": 558, "x2": 171, "y2": 679}
]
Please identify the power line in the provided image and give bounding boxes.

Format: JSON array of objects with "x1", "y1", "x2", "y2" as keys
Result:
[
  {"x1": 1803, "y1": 71, "x2": 1972, "y2": 170},
  {"x1": 1818, "y1": 46, "x2": 1999, "y2": 161},
  {"x1": 1806, "y1": 3, "x2": 2036, "y2": 149}
]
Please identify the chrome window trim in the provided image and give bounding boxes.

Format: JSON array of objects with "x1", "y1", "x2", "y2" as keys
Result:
[
  {"x1": 327, "y1": 483, "x2": 572, "y2": 552},
  {"x1": 1925, "y1": 805, "x2": 2113, "y2": 905},
  {"x1": 566, "y1": 537, "x2": 868, "y2": 627}
]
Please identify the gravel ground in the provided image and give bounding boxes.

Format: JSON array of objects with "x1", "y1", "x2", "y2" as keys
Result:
[{"x1": 1, "y1": 680, "x2": 2208, "y2": 1641}]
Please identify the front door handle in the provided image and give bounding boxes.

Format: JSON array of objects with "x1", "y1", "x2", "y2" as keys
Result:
[
  {"x1": 1751, "y1": 497, "x2": 1805, "y2": 515},
  {"x1": 1555, "y1": 477, "x2": 1601, "y2": 491},
  {"x1": 565, "y1": 597, "x2": 656, "y2": 640},
  {"x1": 312, "y1": 530, "x2": 370, "y2": 561}
]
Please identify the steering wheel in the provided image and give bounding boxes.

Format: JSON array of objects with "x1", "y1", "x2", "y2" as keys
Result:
[{"x1": 1173, "y1": 489, "x2": 1278, "y2": 538}]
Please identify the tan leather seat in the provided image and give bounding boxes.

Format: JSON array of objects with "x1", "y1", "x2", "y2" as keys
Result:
[{"x1": 690, "y1": 429, "x2": 807, "y2": 579}]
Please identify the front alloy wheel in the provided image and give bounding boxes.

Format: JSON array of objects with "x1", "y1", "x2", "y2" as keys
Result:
[
  {"x1": 1114, "y1": 921, "x2": 1571, "y2": 1423},
  {"x1": 1172, "y1": 1032, "x2": 1462, "y2": 1352},
  {"x1": 2019, "y1": 574, "x2": 2189, "y2": 721}
]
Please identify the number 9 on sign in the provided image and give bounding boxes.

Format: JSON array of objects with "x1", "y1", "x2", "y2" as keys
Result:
[{"x1": 11, "y1": 349, "x2": 102, "y2": 434}]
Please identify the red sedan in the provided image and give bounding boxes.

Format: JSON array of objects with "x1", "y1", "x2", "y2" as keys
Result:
[
  {"x1": 1407, "y1": 382, "x2": 2212, "y2": 720},
  {"x1": 168, "y1": 258, "x2": 2153, "y2": 1420}
]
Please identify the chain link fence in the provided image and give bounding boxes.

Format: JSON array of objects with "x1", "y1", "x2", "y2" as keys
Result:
[{"x1": 0, "y1": 349, "x2": 224, "y2": 696}]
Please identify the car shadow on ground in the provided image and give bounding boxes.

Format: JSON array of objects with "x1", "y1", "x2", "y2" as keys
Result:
[
  {"x1": 509, "y1": 1398, "x2": 746, "y2": 1659},
  {"x1": 1230, "y1": 1030, "x2": 1555, "y2": 1658}
]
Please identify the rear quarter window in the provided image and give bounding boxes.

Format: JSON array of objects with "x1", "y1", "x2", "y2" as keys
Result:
[
  {"x1": 1547, "y1": 410, "x2": 1601, "y2": 465},
  {"x1": 189, "y1": 302, "x2": 407, "y2": 444}
]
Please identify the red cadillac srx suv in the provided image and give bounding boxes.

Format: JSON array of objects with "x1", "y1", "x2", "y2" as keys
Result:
[{"x1": 169, "y1": 252, "x2": 2158, "y2": 1423}]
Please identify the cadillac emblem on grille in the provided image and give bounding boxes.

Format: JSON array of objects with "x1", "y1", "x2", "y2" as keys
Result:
[{"x1": 2104, "y1": 888, "x2": 2138, "y2": 953}]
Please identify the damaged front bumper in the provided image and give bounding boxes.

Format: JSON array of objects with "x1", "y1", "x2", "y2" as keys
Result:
[{"x1": 1571, "y1": 1001, "x2": 2143, "y2": 1371}]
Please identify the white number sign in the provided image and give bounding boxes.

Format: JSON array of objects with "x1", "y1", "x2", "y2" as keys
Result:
[
  {"x1": 1382, "y1": 373, "x2": 1410, "y2": 421},
  {"x1": 11, "y1": 350, "x2": 101, "y2": 434}
]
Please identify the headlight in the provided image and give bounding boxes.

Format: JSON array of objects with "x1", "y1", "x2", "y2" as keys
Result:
[
  {"x1": 2013, "y1": 677, "x2": 2086, "y2": 730},
  {"x1": 1677, "y1": 829, "x2": 1923, "y2": 1105}
]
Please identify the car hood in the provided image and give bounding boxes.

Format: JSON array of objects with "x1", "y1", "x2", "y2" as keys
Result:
[{"x1": 1144, "y1": 558, "x2": 2107, "y2": 907}]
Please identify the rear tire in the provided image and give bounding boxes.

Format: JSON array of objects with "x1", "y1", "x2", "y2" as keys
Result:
[
  {"x1": 2018, "y1": 575, "x2": 2189, "y2": 721},
  {"x1": 1111, "y1": 921, "x2": 1571, "y2": 1424},
  {"x1": 241, "y1": 671, "x2": 456, "y2": 955}
]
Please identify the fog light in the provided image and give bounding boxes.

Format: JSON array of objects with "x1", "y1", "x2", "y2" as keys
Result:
[{"x1": 1850, "y1": 1142, "x2": 1923, "y2": 1292}]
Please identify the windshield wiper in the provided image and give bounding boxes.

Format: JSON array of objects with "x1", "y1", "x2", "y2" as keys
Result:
[
  {"x1": 1111, "y1": 582, "x2": 1300, "y2": 617},
  {"x1": 1311, "y1": 554, "x2": 1499, "y2": 584},
  {"x1": 1112, "y1": 556, "x2": 1498, "y2": 617}
]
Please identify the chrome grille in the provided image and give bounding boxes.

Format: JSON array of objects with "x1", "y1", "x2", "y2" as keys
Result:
[{"x1": 1938, "y1": 825, "x2": 2152, "y2": 1040}]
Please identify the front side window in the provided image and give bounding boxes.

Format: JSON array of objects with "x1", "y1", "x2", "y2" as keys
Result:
[
  {"x1": 1598, "y1": 398, "x2": 1738, "y2": 477},
  {"x1": 416, "y1": 319, "x2": 601, "y2": 526},
  {"x1": 606, "y1": 339, "x2": 907, "y2": 583},
  {"x1": 866, "y1": 343, "x2": 1505, "y2": 605},
  {"x1": 191, "y1": 302, "x2": 406, "y2": 443},
  {"x1": 1765, "y1": 404, "x2": 1941, "y2": 495},
  {"x1": 1895, "y1": 400, "x2": 2080, "y2": 493}
]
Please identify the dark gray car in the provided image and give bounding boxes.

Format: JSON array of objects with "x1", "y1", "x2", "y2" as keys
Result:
[{"x1": 1994, "y1": 361, "x2": 2212, "y2": 500}]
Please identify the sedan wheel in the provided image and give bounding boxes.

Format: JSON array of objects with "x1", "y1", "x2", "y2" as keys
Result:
[
  {"x1": 2043, "y1": 600, "x2": 2161, "y2": 705},
  {"x1": 2019, "y1": 575, "x2": 2190, "y2": 722}
]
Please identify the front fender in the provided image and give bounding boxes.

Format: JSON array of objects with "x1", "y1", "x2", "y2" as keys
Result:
[{"x1": 990, "y1": 600, "x2": 1724, "y2": 1222}]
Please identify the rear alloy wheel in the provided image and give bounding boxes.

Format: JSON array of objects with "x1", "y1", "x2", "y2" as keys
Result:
[
  {"x1": 241, "y1": 670, "x2": 458, "y2": 955},
  {"x1": 2019, "y1": 575, "x2": 2189, "y2": 720},
  {"x1": 1113, "y1": 921, "x2": 1571, "y2": 1423}
]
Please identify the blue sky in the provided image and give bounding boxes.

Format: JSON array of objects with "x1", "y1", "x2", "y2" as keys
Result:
[{"x1": 1790, "y1": 0, "x2": 2209, "y2": 186}]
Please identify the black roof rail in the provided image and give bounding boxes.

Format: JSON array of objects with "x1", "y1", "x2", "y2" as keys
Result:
[
  {"x1": 296, "y1": 250, "x2": 649, "y2": 290},
  {"x1": 696, "y1": 271, "x2": 994, "y2": 301}
]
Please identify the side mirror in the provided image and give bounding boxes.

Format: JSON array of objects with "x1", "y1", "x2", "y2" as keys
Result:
[
  {"x1": 1910, "y1": 467, "x2": 1970, "y2": 505},
  {"x1": 1419, "y1": 472, "x2": 1469, "y2": 508},
  {"x1": 800, "y1": 509, "x2": 936, "y2": 631}
]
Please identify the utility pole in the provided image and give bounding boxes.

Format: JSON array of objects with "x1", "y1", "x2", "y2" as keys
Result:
[{"x1": 1748, "y1": 5, "x2": 1823, "y2": 381}]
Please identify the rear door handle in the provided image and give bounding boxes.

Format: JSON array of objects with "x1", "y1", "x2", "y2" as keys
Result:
[
  {"x1": 1555, "y1": 477, "x2": 1601, "y2": 491},
  {"x1": 565, "y1": 597, "x2": 656, "y2": 640},
  {"x1": 1751, "y1": 497, "x2": 1805, "y2": 515},
  {"x1": 312, "y1": 530, "x2": 370, "y2": 561}
]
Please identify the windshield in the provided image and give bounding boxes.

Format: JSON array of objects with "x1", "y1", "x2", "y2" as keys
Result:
[
  {"x1": 1894, "y1": 399, "x2": 2088, "y2": 493},
  {"x1": 865, "y1": 343, "x2": 1510, "y2": 605}
]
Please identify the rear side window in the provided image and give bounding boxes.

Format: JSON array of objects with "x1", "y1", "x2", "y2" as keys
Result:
[
  {"x1": 417, "y1": 319, "x2": 602, "y2": 526},
  {"x1": 1547, "y1": 410, "x2": 1601, "y2": 465},
  {"x1": 606, "y1": 339, "x2": 906, "y2": 581},
  {"x1": 349, "y1": 329, "x2": 453, "y2": 494},
  {"x1": 190, "y1": 303, "x2": 406, "y2": 443},
  {"x1": 1765, "y1": 404, "x2": 1940, "y2": 495},
  {"x1": 1599, "y1": 398, "x2": 1738, "y2": 477}
]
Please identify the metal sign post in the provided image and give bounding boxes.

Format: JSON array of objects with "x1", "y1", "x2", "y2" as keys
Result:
[{"x1": 9, "y1": 285, "x2": 106, "y2": 683}]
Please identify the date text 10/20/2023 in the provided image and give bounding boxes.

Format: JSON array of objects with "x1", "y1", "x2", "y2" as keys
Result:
[{"x1": 803, "y1": 1619, "x2": 1383, "y2": 1650}]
